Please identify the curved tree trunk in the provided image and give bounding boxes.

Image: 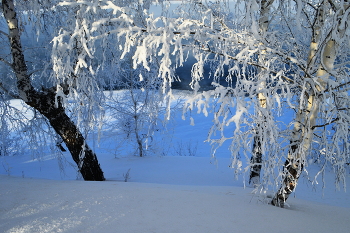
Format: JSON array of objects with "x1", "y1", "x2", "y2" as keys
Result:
[
  {"x1": 30, "y1": 91, "x2": 105, "y2": 181},
  {"x1": 2, "y1": 0, "x2": 105, "y2": 181}
]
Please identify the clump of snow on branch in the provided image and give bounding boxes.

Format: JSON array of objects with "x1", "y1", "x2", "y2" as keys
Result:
[{"x1": 48, "y1": 0, "x2": 350, "y2": 190}]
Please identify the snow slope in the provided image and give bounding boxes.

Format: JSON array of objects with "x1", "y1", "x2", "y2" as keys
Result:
[
  {"x1": 1, "y1": 168, "x2": 350, "y2": 233},
  {"x1": 1, "y1": 152, "x2": 350, "y2": 232},
  {"x1": 1, "y1": 92, "x2": 350, "y2": 232}
]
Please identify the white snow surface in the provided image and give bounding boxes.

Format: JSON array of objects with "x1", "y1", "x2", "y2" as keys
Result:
[
  {"x1": 1, "y1": 91, "x2": 350, "y2": 233},
  {"x1": 1, "y1": 172, "x2": 349, "y2": 233}
]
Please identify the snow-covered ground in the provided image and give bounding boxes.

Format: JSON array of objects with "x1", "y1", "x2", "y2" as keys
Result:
[
  {"x1": 1, "y1": 172, "x2": 349, "y2": 233},
  {"x1": 1, "y1": 91, "x2": 350, "y2": 233},
  {"x1": 1, "y1": 155, "x2": 350, "y2": 233}
]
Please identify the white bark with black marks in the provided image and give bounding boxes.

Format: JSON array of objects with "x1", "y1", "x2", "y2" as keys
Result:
[
  {"x1": 272, "y1": 1, "x2": 343, "y2": 207},
  {"x1": 249, "y1": 0, "x2": 274, "y2": 186},
  {"x1": 1, "y1": 0, "x2": 105, "y2": 181}
]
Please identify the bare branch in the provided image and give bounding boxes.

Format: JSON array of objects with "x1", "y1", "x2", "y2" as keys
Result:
[
  {"x1": 311, "y1": 117, "x2": 339, "y2": 130},
  {"x1": 325, "y1": 81, "x2": 350, "y2": 92},
  {"x1": 0, "y1": 56, "x2": 12, "y2": 67},
  {"x1": 0, "y1": 29, "x2": 8, "y2": 37},
  {"x1": 0, "y1": 82, "x2": 20, "y2": 99}
]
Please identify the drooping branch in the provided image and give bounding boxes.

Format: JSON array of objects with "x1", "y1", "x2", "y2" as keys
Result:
[
  {"x1": 2, "y1": 0, "x2": 105, "y2": 181},
  {"x1": 196, "y1": 44, "x2": 296, "y2": 85}
]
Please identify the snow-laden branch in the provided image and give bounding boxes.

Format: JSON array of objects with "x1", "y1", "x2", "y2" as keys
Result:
[{"x1": 48, "y1": 0, "x2": 350, "y2": 191}]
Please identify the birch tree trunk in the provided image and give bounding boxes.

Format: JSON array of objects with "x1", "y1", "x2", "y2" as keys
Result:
[
  {"x1": 249, "y1": 0, "x2": 274, "y2": 185},
  {"x1": 271, "y1": 1, "x2": 343, "y2": 207},
  {"x1": 2, "y1": 0, "x2": 105, "y2": 181}
]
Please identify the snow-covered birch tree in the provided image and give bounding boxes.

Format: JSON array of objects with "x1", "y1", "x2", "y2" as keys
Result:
[
  {"x1": 0, "y1": 0, "x2": 105, "y2": 180},
  {"x1": 75, "y1": 0, "x2": 347, "y2": 205},
  {"x1": 271, "y1": 0, "x2": 350, "y2": 207},
  {"x1": 249, "y1": 0, "x2": 274, "y2": 186},
  {"x1": 1, "y1": 0, "x2": 348, "y2": 203}
]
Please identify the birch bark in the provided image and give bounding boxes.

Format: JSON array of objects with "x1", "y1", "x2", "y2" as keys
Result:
[
  {"x1": 249, "y1": 0, "x2": 274, "y2": 185},
  {"x1": 1, "y1": 0, "x2": 105, "y2": 181},
  {"x1": 271, "y1": 1, "x2": 344, "y2": 207}
]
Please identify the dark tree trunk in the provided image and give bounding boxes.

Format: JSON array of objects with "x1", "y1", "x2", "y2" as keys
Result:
[
  {"x1": 2, "y1": 0, "x2": 105, "y2": 181},
  {"x1": 248, "y1": 0, "x2": 274, "y2": 186},
  {"x1": 249, "y1": 133, "x2": 262, "y2": 185},
  {"x1": 271, "y1": 145, "x2": 303, "y2": 208},
  {"x1": 28, "y1": 91, "x2": 105, "y2": 181},
  {"x1": 249, "y1": 118, "x2": 265, "y2": 185}
]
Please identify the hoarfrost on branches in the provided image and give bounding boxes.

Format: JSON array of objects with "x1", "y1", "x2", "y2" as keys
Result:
[
  {"x1": 50, "y1": 0, "x2": 350, "y2": 192},
  {"x1": 1, "y1": 0, "x2": 349, "y2": 193}
]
